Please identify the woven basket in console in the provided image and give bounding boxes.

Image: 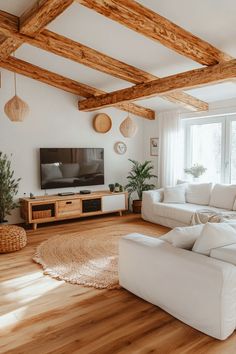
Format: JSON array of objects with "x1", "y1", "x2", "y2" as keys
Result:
[{"x1": 0, "y1": 225, "x2": 27, "y2": 253}]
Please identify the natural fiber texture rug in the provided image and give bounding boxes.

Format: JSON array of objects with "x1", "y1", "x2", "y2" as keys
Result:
[{"x1": 33, "y1": 224, "x2": 160, "y2": 290}]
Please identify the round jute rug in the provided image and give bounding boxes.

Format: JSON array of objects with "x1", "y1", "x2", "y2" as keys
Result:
[{"x1": 33, "y1": 224, "x2": 159, "y2": 289}]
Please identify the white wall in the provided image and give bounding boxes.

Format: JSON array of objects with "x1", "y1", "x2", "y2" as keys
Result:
[{"x1": 0, "y1": 70, "x2": 146, "y2": 223}]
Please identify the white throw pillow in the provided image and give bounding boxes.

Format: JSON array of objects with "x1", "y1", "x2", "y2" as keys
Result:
[
  {"x1": 163, "y1": 185, "x2": 186, "y2": 204},
  {"x1": 210, "y1": 244, "x2": 236, "y2": 266},
  {"x1": 192, "y1": 222, "x2": 236, "y2": 256},
  {"x1": 209, "y1": 184, "x2": 236, "y2": 210},
  {"x1": 155, "y1": 188, "x2": 164, "y2": 202},
  {"x1": 160, "y1": 224, "x2": 204, "y2": 250},
  {"x1": 186, "y1": 183, "x2": 212, "y2": 205}
]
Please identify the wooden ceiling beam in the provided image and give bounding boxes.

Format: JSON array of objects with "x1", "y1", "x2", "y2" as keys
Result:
[
  {"x1": 0, "y1": 12, "x2": 23, "y2": 59},
  {"x1": 0, "y1": 11, "x2": 19, "y2": 37},
  {"x1": 78, "y1": 60, "x2": 236, "y2": 111},
  {"x1": 0, "y1": 10, "x2": 208, "y2": 112},
  {"x1": 0, "y1": 56, "x2": 155, "y2": 119},
  {"x1": 0, "y1": 1, "x2": 73, "y2": 59},
  {"x1": 31, "y1": 29, "x2": 156, "y2": 83},
  {"x1": 20, "y1": 0, "x2": 73, "y2": 37},
  {"x1": 0, "y1": 35, "x2": 22, "y2": 60},
  {"x1": 77, "y1": 0, "x2": 233, "y2": 65}
]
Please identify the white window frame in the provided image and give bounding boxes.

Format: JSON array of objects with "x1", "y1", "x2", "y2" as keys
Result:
[
  {"x1": 183, "y1": 114, "x2": 236, "y2": 183},
  {"x1": 226, "y1": 115, "x2": 236, "y2": 183}
]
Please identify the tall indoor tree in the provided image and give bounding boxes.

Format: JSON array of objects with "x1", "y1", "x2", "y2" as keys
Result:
[{"x1": 0, "y1": 152, "x2": 20, "y2": 223}]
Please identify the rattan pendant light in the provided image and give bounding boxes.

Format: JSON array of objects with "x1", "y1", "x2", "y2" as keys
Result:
[
  {"x1": 4, "y1": 56, "x2": 29, "y2": 122},
  {"x1": 119, "y1": 109, "x2": 138, "y2": 138}
]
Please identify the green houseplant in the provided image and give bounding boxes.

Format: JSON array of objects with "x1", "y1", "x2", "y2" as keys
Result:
[
  {"x1": 184, "y1": 164, "x2": 207, "y2": 180},
  {"x1": 0, "y1": 152, "x2": 20, "y2": 223},
  {"x1": 125, "y1": 159, "x2": 157, "y2": 213}
]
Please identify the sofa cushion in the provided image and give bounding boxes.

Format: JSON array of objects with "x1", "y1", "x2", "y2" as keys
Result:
[
  {"x1": 186, "y1": 183, "x2": 212, "y2": 205},
  {"x1": 210, "y1": 244, "x2": 236, "y2": 266},
  {"x1": 160, "y1": 224, "x2": 204, "y2": 250},
  {"x1": 221, "y1": 220, "x2": 236, "y2": 228},
  {"x1": 153, "y1": 202, "x2": 205, "y2": 225},
  {"x1": 192, "y1": 223, "x2": 236, "y2": 256},
  {"x1": 209, "y1": 184, "x2": 236, "y2": 210},
  {"x1": 153, "y1": 202, "x2": 236, "y2": 226},
  {"x1": 163, "y1": 185, "x2": 186, "y2": 204}
]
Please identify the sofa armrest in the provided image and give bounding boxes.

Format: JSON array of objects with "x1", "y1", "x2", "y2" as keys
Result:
[
  {"x1": 141, "y1": 189, "x2": 164, "y2": 221},
  {"x1": 119, "y1": 233, "x2": 236, "y2": 340}
]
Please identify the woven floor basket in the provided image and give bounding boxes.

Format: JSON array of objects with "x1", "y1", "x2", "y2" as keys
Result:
[{"x1": 0, "y1": 225, "x2": 27, "y2": 253}]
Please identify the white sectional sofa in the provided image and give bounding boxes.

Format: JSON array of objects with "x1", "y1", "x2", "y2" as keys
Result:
[
  {"x1": 142, "y1": 183, "x2": 236, "y2": 228},
  {"x1": 121, "y1": 184, "x2": 236, "y2": 340},
  {"x1": 119, "y1": 232, "x2": 236, "y2": 340}
]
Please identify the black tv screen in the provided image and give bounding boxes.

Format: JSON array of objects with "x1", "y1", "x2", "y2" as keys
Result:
[{"x1": 40, "y1": 148, "x2": 104, "y2": 189}]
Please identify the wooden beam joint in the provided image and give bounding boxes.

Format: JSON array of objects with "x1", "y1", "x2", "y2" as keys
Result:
[{"x1": 78, "y1": 60, "x2": 236, "y2": 111}]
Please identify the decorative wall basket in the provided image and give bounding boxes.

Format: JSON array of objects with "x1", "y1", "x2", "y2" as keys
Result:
[
  {"x1": 120, "y1": 116, "x2": 137, "y2": 138},
  {"x1": 93, "y1": 113, "x2": 112, "y2": 133},
  {"x1": 4, "y1": 95, "x2": 29, "y2": 122}
]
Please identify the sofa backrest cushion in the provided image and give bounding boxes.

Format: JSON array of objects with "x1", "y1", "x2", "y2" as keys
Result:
[
  {"x1": 209, "y1": 184, "x2": 236, "y2": 210},
  {"x1": 163, "y1": 184, "x2": 187, "y2": 204},
  {"x1": 186, "y1": 183, "x2": 212, "y2": 205},
  {"x1": 192, "y1": 222, "x2": 236, "y2": 256},
  {"x1": 160, "y1": 224, "x2": 204, "y2": 250}
]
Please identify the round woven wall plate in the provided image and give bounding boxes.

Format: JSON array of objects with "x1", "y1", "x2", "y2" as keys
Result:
[{"x1": 93, "y1": 113, "x2": 112, "y2": 133}]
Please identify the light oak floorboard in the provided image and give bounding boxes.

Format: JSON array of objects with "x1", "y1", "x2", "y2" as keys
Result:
[{"x1": 0, "y1": 214, "x2": 236, "y2": 353}]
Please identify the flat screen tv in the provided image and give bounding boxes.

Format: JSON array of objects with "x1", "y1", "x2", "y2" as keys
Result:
[{"x1": 40, "y1": 148, "x2": 104, "y2": 189}]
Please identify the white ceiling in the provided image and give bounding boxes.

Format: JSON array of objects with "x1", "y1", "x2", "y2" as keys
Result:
[{"x1": 0, "y1": 0, "x2": 236, "y2": 112}]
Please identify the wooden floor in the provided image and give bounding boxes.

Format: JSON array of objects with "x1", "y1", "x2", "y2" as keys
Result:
[{"x1": 1, "y1": 214, "x2": 236, "y2": 354}]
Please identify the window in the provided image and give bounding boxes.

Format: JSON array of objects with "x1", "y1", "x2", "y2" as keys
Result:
[
  {"x1": 184, "y1": 115, "x2": 236, "y2": 183},
  {"x1": 230, "y1": 120, "x2": 236, "y2": 184}
]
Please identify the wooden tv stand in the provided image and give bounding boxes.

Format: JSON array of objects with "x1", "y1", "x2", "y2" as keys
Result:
[{"x1": 20, "y1": 191, "x2": 128, "y2": 230}]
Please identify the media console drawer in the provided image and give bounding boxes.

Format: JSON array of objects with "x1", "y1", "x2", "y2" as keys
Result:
[{"x1": 57, "y1": 199, "x2": 81, "y2": 216}]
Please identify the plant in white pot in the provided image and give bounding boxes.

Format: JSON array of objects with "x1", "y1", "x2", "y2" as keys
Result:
[
  {"x1": 125, "y1": 159, "x2": 157, "y2": 213},
  {"x1": 184, "y1": 163, "x2": 207, "y2": 182},
  {"x1": 0, "y1": 152, "x2": 20, "y2": 223}
]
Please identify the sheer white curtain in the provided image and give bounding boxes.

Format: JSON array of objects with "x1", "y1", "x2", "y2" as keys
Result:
[{"x1": 158, "y1": 111, "x2": 184, "y2": 187}]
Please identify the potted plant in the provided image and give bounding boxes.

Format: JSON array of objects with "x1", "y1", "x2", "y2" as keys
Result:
[
  {"x1": 184, "y1": 163, "x2": 207, "y2": 181},
  {"x1": 108, "y1": 183, "x2": 115, "y2": 192},
  {"x1": 114, "y1": 183, "x2": 120, "y2": 193},
  {"x1": 125, "y1": 159, "x2": 157, "y2": 213},
  {"x1": 0, "y1": 152, "x2": 21, "y2": 223}
]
